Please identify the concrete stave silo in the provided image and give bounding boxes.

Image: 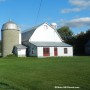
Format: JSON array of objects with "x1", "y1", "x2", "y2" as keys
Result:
[{"x1": 1, "y1": 21, "x2": 20, "y2": 57}]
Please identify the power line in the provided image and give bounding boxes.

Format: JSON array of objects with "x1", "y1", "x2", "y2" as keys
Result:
[{"x1": 35, "y1": 0, "x2": 43, "y2": 24}]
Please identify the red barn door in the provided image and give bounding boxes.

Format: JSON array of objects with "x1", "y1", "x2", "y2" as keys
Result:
[
  {"x1": 43, "y1": 48, "x2": 50, "y2": 56},
  {"x1": 54, "y1": 48, "x2": 58, "y2": 56}
]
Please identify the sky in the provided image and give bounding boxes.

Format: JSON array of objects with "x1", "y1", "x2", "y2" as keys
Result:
[{"x1": 0, "y1": 0, "x2": 90, "y2": 38}]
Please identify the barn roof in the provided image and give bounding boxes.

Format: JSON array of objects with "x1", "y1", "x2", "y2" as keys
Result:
[
  {"x1": 15, "y1": 44, "x2": 27, "y2": 49},
  {"x1": 31, "y1": 42, "x2": 72, "y2": 47},
  {"x1": 22, "y1": 29, "x2": 35, "y2": 42},
  {"x1": 22, "y1": 23, "x2": 43, "y2": 42}
]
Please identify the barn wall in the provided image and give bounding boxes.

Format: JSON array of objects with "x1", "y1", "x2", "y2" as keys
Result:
[
  {"x1": 37, "y1": 47, "x2": 54, "y2": 57},
  {"x1": 37, "y1": 47, "x2": 73, "y2": 57},
  {"x1": 30, "y1": 23, "x2": 62, "y2": 42},
  {"x1": 17, "y1": 49, "x2": 26, "y2": 57},
  {"x1": 19, "y1": 31, "x2": 21, "y2": 44},
  {"x1": 37, "y1": 47, "x2": 43, "y2": 57},
  {"x1": 29, "y1": 44, "x2": 37, "y2": 56},
  {"x1": 50, "y1": 47, "x2": 54, "y2": 56},
  {"x1": 58, "y1": 47, "x2": 73, "y2": 56}
]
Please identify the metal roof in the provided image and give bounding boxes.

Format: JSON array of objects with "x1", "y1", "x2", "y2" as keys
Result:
[
  {"x1": 2, "y1": 21, "x2": 20, "y2": 30},
  {"x1": 22, "y1": 23, "x2": 43, "y2": 42},
  {"x1": 22, "y1": 29, "x2": 35, "y2": 42},
  {"x1": 31, "y1": 42, "x2": 72, "y2": 47},
  {"x1": 15, "y1": 44, "x2": 27, "y2": 49}
]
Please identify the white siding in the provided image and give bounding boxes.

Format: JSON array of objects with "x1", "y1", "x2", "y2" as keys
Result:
[
  {"x1": 50, "y1": 47, "x2": 54, "y2": 56},
  {"x1": 58, "y1": 47, "x2": 73, "y2": 56},
  {"x1": 37, "y1": 47, "x2": 43, "y2": 57},
  {"x1": 37, "y1": 47, "x2": 73, "y2": 57},
  {"x1": 17, "y1": 49, "x2": 26, "y2": 57},
  {"x1": 19, "y1": 31, "x2": 21, "y2": 44},
  {"x1": 29, "y1": 23, "x2": 62, "y2": 42}
]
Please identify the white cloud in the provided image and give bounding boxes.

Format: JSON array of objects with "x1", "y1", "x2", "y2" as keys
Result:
[
  {"x1": 61, "y1": 7, "x2": 84, "y2": 14},
  {"x1": 69, "y1": 0, "x2": 90, "y2": 7},
  {"x1": 61, "y1": 17, "x2": 90, "y2": 28},
  {"x1": 61, "y1": 0, "x2": 90, "y2": 13}
]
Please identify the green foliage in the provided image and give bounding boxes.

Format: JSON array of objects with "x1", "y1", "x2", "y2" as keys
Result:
[
  {"x1": 57, "y1": 26, "x2": 73, "y2": 41},
  {"x1": 0, "y1": 57, "x2": 90, "y2": 90},
  {"x1": 0, "y1": 40, "x2": 1, "y2": 53},
  {"x1": 6, "y1": 54, "x2": 16, "y2": 57},
  {"x1": 57, "y1": 26, "x2": 90, "y2": 55},
  {"x1": 73, "y1": 30, "x2": 90, "y2": 55}
]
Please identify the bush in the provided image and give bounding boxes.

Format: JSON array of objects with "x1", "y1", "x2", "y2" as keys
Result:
[{"x1": 6, "y1": 54, "x2": 16, "y2": 57}]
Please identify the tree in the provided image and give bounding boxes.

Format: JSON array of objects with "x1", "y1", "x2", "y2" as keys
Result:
[
  {"x1": 74, "y1": 32, "x2": 86, "y2": 55},
  {"x1": 57, "y1": 26, "x2": 73, "y2": 42},
  {"x1": 0, "y1": 40, "x2": 1, "y2": 53},
  {"x1": 85, "y1": 29, "x2": 90, "y2": 41},
  {"x1": 57, "y1": 27, "x2": 90, "y2": 55},
  {"x1": 72, "y1": 30, "x2": 90, "y2": 55}
]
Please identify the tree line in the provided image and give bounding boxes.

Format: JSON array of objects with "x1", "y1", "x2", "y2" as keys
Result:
[
  {"x1": 0, "y1": 40, "x2": 1, "y2": 53},
  {"x1": 57, "y1": 26, "x2": 90, "y2": 55}
]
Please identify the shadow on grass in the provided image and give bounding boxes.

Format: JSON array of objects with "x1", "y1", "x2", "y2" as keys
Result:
[{"x1": 0, "y1": 82, "x2": 19, "y2": 90}]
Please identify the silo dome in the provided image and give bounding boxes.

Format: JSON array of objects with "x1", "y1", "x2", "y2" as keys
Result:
[{"x1": 1, "y1": 21, "x2": 19, "y2": 30}]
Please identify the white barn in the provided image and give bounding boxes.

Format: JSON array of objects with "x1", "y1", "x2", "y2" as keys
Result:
[{"x1": 22, "y1": 23, "x2": 73, "y2": 57}]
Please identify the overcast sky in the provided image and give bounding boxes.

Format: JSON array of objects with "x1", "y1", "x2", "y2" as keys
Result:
[{"x1": 0, "y1": 0, "x2": 90, "y2": 37}]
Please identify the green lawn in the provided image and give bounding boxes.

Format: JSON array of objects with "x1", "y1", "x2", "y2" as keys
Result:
[{"x1": 0, "y1": 56, "x2": 90, "y2": 90}]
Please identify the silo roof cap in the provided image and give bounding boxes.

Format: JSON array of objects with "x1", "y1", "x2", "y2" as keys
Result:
[{"x1": 2, "y1": 20, "x2": 20, "y2": 30}]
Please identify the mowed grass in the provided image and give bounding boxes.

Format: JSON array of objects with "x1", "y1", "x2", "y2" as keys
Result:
[{"x1": 0, "y1": 57, "x2": 90, "y2": 90}]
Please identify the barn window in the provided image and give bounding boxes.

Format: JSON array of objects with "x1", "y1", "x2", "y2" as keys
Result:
[
  {"x1": 64, "y1": 48, "x2": 68, "y2": 54},
  {"x1": 32, "y1": 48, "x2": 34, "y2": 54},
  {"x1": 44, "y1": 25, "x2": 48, "y2": 29},
  {"x1": 43, "y1": 48, "x2": 50, "y2": 56}
]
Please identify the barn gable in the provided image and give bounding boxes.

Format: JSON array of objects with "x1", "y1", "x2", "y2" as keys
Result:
[{"x1": 22, "y1": 23, "x2": 63, "y2": 42}]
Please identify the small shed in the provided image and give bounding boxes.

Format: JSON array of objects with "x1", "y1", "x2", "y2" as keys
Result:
[
  {"x1": 14, "y1": 44, "x2": 27, "y2": 57},
  {"x1": 85, "y1": 40, "x2": 90, "y2": 55}
]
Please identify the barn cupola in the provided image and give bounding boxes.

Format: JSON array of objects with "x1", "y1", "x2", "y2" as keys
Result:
[{"x1": 50, "y1": 23, "x2": 57, "y2": 30}]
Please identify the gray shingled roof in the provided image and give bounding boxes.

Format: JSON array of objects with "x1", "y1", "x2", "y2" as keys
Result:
[
  {"x1": 22, "y1": 29, "x2": 35, "y2": 41},
  {"x1": 15, "y1": 44, "x2": 27, "y2": 49},
  {"x1": 31, "y1": 42, "x2": 72, "y2": 47},
  {"x1": 22, "y1": 23, "x2": 43, "y2": 42}
]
